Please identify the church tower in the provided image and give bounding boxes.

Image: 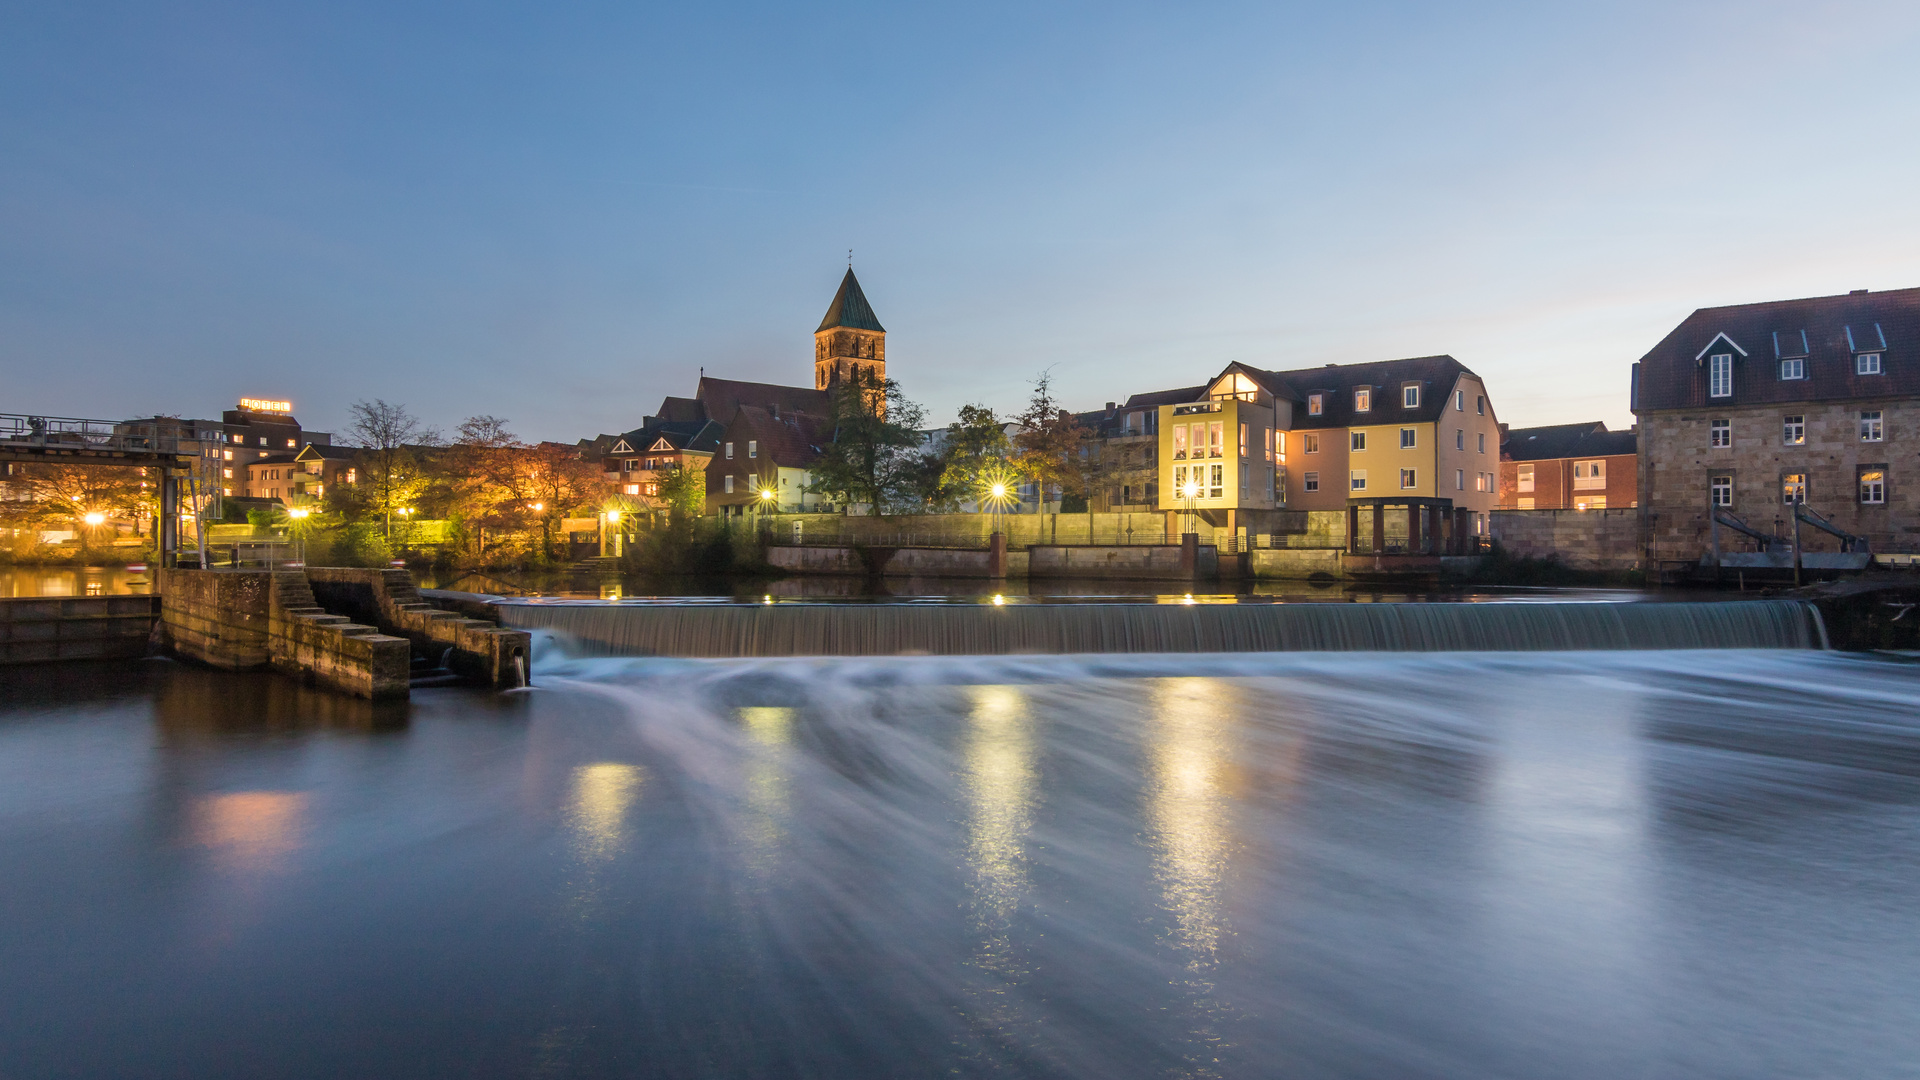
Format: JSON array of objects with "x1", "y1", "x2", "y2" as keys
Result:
[{"x1": 814, "y1": 268, "x2": 886, "y2": 391}]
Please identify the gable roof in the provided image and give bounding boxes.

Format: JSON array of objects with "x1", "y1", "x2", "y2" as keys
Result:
[
  {"x1": 1264, "y1": 355, "x2": 1481, "y2": 429},
  {"x1": 706, "y1": 406, "x2": 828, "y2": 480},
  {"x1": 608, "y1": 419, "x2": 723, "y2": 457},
  {"x1": 816, "y1": 268, "x2": 885, "y2": 333},
  {"x1": 293, "y1": 443, "x2": 359, "y2": 462},
  {"x1": 1501, "y1": 421, "x2": 1636, "y2": 462},
  {"x1": 1123, "y1": 385, "x2": 1207, "y2": 409},
  {"x1": 1634, "y1": 286, "x2": 1920, "y2": 412},
  {"x1": 695, "y1": 377, "x2": 830, "y2": 423}
]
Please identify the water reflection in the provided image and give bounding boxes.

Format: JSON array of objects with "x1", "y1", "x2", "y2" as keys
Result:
[
  {"x1": 191, "y1": 791, "x2": 307, "y2": 874},
  {"x1": 566, "y1": 763, "x2": 642, "y2": 864},
  {"x1": 1146, "y1": 678, "x2": 1235, "y2": 971},
  {"x1": 962, "y1": 685, "x2": 1038, "y2": 942},
  {"x1": 737, "y1": 706, "x2": 794, "y2": 875}
]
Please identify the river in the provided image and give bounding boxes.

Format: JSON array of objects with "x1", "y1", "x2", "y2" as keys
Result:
[{"x1": 2, "y1": 646, "x2": 1917, "y2": 1078}]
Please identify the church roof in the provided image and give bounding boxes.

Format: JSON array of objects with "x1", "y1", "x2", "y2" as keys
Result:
[{"x1": 816, "y1": 268, "x2": 885, "y2": 333}]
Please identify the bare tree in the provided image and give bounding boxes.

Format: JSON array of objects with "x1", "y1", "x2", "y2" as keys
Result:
[{"x1": 347, "y1": 400, "x2": 442, "y2": 538}]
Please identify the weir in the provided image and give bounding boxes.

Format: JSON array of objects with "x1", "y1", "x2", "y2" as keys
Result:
[{"x1": 485, "y1": 598, "x2": 1826, "y2": 658}]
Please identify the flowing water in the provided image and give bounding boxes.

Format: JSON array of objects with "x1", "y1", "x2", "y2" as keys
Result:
[{"x1": 2, "y1": 644, "x2": 1918, "y2": 1079}]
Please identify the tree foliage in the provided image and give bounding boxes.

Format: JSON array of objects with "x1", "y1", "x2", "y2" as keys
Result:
[{"x1": 806, "y1": 370, "x2": 929, "y2": 515}]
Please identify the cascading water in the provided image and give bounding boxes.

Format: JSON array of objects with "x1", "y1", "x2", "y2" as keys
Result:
[{"x1": 494, "y1": 598, "x2": 1825, "y2": 658}]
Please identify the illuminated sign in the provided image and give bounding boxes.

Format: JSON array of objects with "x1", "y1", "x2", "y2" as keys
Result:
[{"x1": 238, "y1": 398, "x2": 292, "y2": 414}]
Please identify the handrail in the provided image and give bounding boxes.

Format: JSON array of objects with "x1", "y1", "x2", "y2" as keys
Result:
[
  {"x1": 0, "y1": 413, "x2": 220, "y2": 457},
  {"x1": 1713, "y1": 509, "x2": 1778, "y2": 550},
  {"x1": 1794, "y1": 503, "x2": 1870, "y2": 553}
]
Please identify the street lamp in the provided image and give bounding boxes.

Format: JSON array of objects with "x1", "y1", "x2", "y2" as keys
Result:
[{"x1": 83, "y1": 511, "x2": 106, "y2": 526}]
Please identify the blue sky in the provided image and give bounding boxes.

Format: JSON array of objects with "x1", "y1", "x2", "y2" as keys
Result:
[{"x1": 6, "y1": 0, "x2": 1919, "y2": 441}]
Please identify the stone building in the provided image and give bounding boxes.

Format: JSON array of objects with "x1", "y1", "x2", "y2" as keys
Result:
[
  {"x1": 1632, "y1": 286, "x2": 1920, "y2": 557},
  {"x1": 813, "y1": 268, "x2": 886, "y2": 392},
  {"x1": 1498, "y1": 421, "x2": 1637, "y2": 510}
]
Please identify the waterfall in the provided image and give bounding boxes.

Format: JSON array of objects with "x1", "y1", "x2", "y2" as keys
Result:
[{"x1": 490, "y1": 599, "x2": 1825, "y2": 658}]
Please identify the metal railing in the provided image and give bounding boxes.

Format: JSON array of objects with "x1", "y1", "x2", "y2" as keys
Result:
[{"x1": 0, "y1": 414, "x2": 221, "y2": 456}]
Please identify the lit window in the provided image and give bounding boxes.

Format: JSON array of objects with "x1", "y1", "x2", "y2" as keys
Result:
[
  {"x1": 1351, "y1": 431, "x2": 1367, "y2": 452},
  {"x1": 1711, "y1": 475, "x2": 1732, "y2": 507},
  {"x1": 1858, "y1": 352, "x2": 1882, "y2": 375},
  {"x1": 223, "y1": 449, "x2": 233, "y2": 461},
  {"x1": 1861, "y1": 410, "x2": 1883, "y2": 442},
  {"x1": 1456, "y1": 468, "x2": 1465, "y2": 491},
  {"x1": 231, "y1": 434, "x2": 242, "y2": 443},
  {"x1": 1517, "y1": 463, "x2": 1534, "y2": 492},
  {"x1": 1350, "y1": 471, "x2": 1367, "y2": 491},
  {"x1": 1860, "y1": 468, "x2": 1886, "y2": 505},
  {"x1": 1783, "y1": 415, "x2": 1805, "y2": 445},
  {"x1": 286, "y1": 439, "x2": 296, "y2": 448},
  {"x1": 1239, "y1": 423, "x2": 1248, "y2": 458},
  {"x1": 1517, "y1": 497, "x2": 1535, "y2": 509},
  {"x1": 748, "y1": 440, "x2": 757, "y2": 458},
  {"x1": 624, "y1": 484, "x2": 640, "y2": 496},
  {"x1": 1273, "y1": 430, "x2": 1285, "y2": 460},
  {"x1": 1454, "y1": 389, "x2": 1464, "y2": 411},
  {"x1": 1304, "y1": 471, "x2": 1320, "y2": 492},
  {"x1": 1173, "y1": 426, "x2": 1187, "y2": 459},
  {"x1": 1402, "y1": 385, "x2": 1419, "y2": 408},
  {"x1": 1709, "y1": 353, "x2": 1733, "y2": 398},
  {"x1": 1208, "y1": 422, "x2": 1223, "y2": 457},
  {"x1": 1782, "y1": 473, "x2": 1806, "y2": 504},
  {"x1": 1399, "y1": 428, "x2": 1416, "y2": 449},
  {"x1": 346, "y1": 469, "x2": 356, "y2": 484},
  {"x1": 1710, "y1": 418, "x2": 1730, "y2": 447},
  {"x1": 1209, "y1": 463, "x2": 1224, "y2": 497},
  {"x1": 1780, "y1": 357, "x2": 1806, "y2": 380},
  {"x1": 258, "y1": 437, "x2": 266, "y2": 446},
  {"x1": 222, "y1": 468, "x2": 233, "y2": 479},
  {"x1": 1308, "y1": 394, "x2": 1323, "y2": 416},
  {"x1": 1399, "y1": 468, "x2": 1417, "y2": 489},
  {"x1": 1304, "y1": 433, "x2": 1319, "y2": 454},
  {"x1": 1354, "y1": 389, "x2": 1371, "y2": 413},
  {"x1": 725, "y1": 442, "x2": 734, "y2": 459}
]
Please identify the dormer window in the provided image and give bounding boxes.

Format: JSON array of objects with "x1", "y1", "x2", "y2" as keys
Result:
[
  {"x1": 1354, "y1": 389, "x2": 1371, "y2": 413},
  {"x1": 1307, "y1": 394, "x2": 1323, "y2": 416},
  {"x1": 1858, "y1": 353, "x2": 1883, "y2": 375},
  {"x1": 1709, "y1": 353, "x2": 1733, "y2": 397},
  {"x1": 1780, "y1": 357, "x2": 1806, "y2": 380},
  {"x1": 1772, "y1": 329, "x2": 1809, "y2": 359},
  {"x1": 1401, "y1": 384, "x2": 1420, "y2": 408}
]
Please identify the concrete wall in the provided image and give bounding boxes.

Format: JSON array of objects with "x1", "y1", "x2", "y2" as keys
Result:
[
  {"x1": 306, "y1": 567, "x2": 529, "y2": 688},
  {"x1": 767, "y1": 544, "x2": 1031, "y2": 579},
  {"x1": 1247, "y1": 548, "x2": 1344, "y2": 579},
  {"x1": 1490, "y1": 509, "x2": 1643, "y2": 571},
  {"x1": 1028, "y1": 544, "x2": 1211, "y2": 581},
  {"x1": 0, "y1": 595, "x2": 159, "y2": 664},
  {"x1": 776, "y1": 511, "x2": 1176, "y2": 548},
  {"x1": 158, "y1": 569, "x2": 410, "y2": 698}
]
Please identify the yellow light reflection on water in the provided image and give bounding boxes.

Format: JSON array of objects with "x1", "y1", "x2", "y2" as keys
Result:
[
  {"x1": 1147, "y1": 678, "x2": 1232, "y2": 968},
  {"x1": 567, "y1": 763, "x2": 642, "y2": 862},
  {"x1": 192, "y1": 791, "x2": 307, "y2": 873},
  {"x1": 738, "y1": 707, "x2": 795, "y2": 873},
  {"x1": 963, "y1": 685, "x2": 1038, "y2": 935}
]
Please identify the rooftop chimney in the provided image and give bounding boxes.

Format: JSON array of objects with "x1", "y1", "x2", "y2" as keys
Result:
[{"x1": 1851, "y1": 288, "x2": 1869, "y2": 295}]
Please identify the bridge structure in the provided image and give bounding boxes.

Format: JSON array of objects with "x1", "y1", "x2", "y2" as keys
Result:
[{"x1": 0, "y1": 413, "x2": 224, "y2": 568}]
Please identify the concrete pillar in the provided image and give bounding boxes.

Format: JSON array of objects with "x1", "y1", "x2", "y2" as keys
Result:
[
  {"x1": 989, "y1": 531, "x2": 1007, "y2": 579},
  {"x1": 1371, "y1": 503, "x2": 1384, "y2": 554},
  {"x1": 159, "y1": 470, "x2": 179, "y2": 569},
  {"x1": 1347, "y1": 504, "x2": 1360, "y2": 554},
  {"x1": 1180, "y1": 531, "x2": 1198, "y2": 576}
]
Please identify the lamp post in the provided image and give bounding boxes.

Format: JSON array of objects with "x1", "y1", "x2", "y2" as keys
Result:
[{"x1": 758, "y1": 485, "x2": 777, "y2": 543}]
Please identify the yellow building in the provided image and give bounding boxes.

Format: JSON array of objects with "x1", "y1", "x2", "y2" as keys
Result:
[{"x1": 1156, "y1": 356, "x2": 1501, "y2": 549}]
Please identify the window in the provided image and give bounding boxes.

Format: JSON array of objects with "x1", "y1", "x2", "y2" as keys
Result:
[
  {"x1": 1454, "y1": 389, "x2": 1464, "y2": 411},
  {"x1": 1477, "y1": 433, "x2": 1486, "y2": 453},
  {"x1": 1350, "y1": 470, "x2": 1367, "y2": 491},
  {"x1": 1399, "y1": 428, "x2": 1416, "y2": 449},
  {"x1": 1708, "y1": 353, "x2": 1733, "y2": 398},
  {"x1": 1476, "y1": 395, "x2": 1485, "y2": 416},
  {"x1": 223, "y1": 449, "x2": 233, "y2": 461},
  {"x1": 1711, "y1": 475, "x2": 1732, "y2": 507},
  {"x1": 1783, "y1": 415, "x2": 1805, "y2": 445},
  {"x1": 222, "y1": 468, "x2": 233, "y2": 479},
  {"x1": 1399, "y1": 468, "x2": 1417, "y2": 489},
  {"x1": 1402, "y1": 385, "x2": 1419, "y2": 408},
  {"x1": 1455, "y1": 429, "x2": 1464, "y2": 450},
  {"x1": 231, "y1": 434, "x2": 242, "y2": 444},
  {"x1": 286, "y1": 439, "x2": 296, "y2": 448},
  {"x1": 725, "y1": 442, "x2": 734, "y2": 459},
  {"x1": 1173, "y1": 426, "x2": 1187, "y2": 459},
  {"x1": 1710, "y1": 418, "x2": 1730, "y2": 448},
  {"x1": 1304, "y1": 472, "x2": 1320, "y2": 493},
  {"x1": 1782, "y1": 473, "x2": 1806, "y2": 504},
  {"x1": 645, "y1": 483, "x2": 659, "y2": 497},
  {"x1": 1517, "y1": 497, "x2": 1535, "y2": 509},
  {"x1": 1860, "y1": 468, "x2": 1886, "y2": 505},
  {"x1": 258, "y1": 437, "x2": 266, "y2": 446},
  {"x1": 1574, "y1": 496, "x2": 1608, "y2": 511},
  {"x1": 1239, "y1": 462, "x2": 1248, "y2": 495},
  {"x1": 1354, "y1": 389, "x2": 1371, "y2": 413},
  {"x1": 1263, "y1": 428, "x2": 1272, "y2": 462},
  {"x1": 624, "y1": 484, "x2": 640, "y2": 496},
  {"x1": 1308, "y1": 394, "x2": 1323, "y2": 416},
  {"x1": 346, "y1": 468, "x2": 356, "y2": 484},
  {"x1": 1304, "y1": 433, "x2": 1320, "y2": 454},
  {"x1": 1274, "y1": 431, "x2": 1285, "y2": 459},
  {"x1": 1858, "y1": 352, "x2": 1883, "y2": 375},
  {"x1": 1456, "y1": 468, "x2": 1465, "y2": 491},
  {"x1": 1174, "y1": 465, "x2": 1188, "y2": 493},
  {"x1": 1239, "y1": 423, "x2": 1247, "y2": 458},
  {"x1": 1861, "y1": 410, "x2": 1883, "y2": 442},
  {"x1": 1351, "y1": 431, "x2": 1367, "y2": 452},
  {"x1": 1477, "y1": 472, "x2": 1491, "y2": 493},
  {"x1": 1209, "y1": 463, "x2": 1224, "y2": 498},
  {"x1": 724, "y1": 475, "x2": 735, "y2": 494},
  {"x1": 1573, "y1": 460, "x2": 1605, "y2": 490},
  {"x1": 1209, "y1": 422, "x2": 1223, "y2": 458},
  {"x1": 1517, "y1": 463, "x2": 1534, "y2": 492},
  {"x1": 747, "y1": 440, "x2": 757, "y2": 458}
]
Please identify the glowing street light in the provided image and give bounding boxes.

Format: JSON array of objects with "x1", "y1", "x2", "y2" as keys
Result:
[
  {"x1": 529, "y1": 502, "x2": 544, "y2": 512},
  {"x1": 82, "y1": 512, "x2": 106, "y2": 526},
  {"x1": 604, "y1": 509, "x2": 620, "y2": 523},
  {"x1": 989, "y1": 482, "x2": 1007, "y2": 500},
  {"x1": 287, "y1": 507, "x2": 310, "y2": 520}
]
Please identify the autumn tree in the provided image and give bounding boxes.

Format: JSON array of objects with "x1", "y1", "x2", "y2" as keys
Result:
[
  {"x1": 1011, "y1": 371, "x2": 1092, "y2": 538},
  {"x1": 346, "y1": 399, "x2": 442, "y2": 538},
  {"x1": 806, "y1": 370, "x2": 929, "y2": 516}
]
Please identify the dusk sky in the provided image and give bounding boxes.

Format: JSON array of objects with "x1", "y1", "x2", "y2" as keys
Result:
[{"x1": 6, "y1": 0, "x2": 1919, "y2": 442}]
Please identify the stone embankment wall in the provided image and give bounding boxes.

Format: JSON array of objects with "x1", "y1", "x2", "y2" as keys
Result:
[
  {"x1": 1247, "y1": 549, "x2": 1344, "y2": 579},
  {"x1": 1490, "y1": 509, "x2": 1643, "y2": 571},
  {"x1": 158, "y1": 569, "x2": 410, "y2": 699},
  {"x1": 0, "y1": 595, "x2": 159, "y2": 664},
  {"x1": 306, "y1": 567, "x2": 529, "y2": 688},
  {"x1": 1028, "y1": 544, "x2": 1212, "y2": 581}
]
